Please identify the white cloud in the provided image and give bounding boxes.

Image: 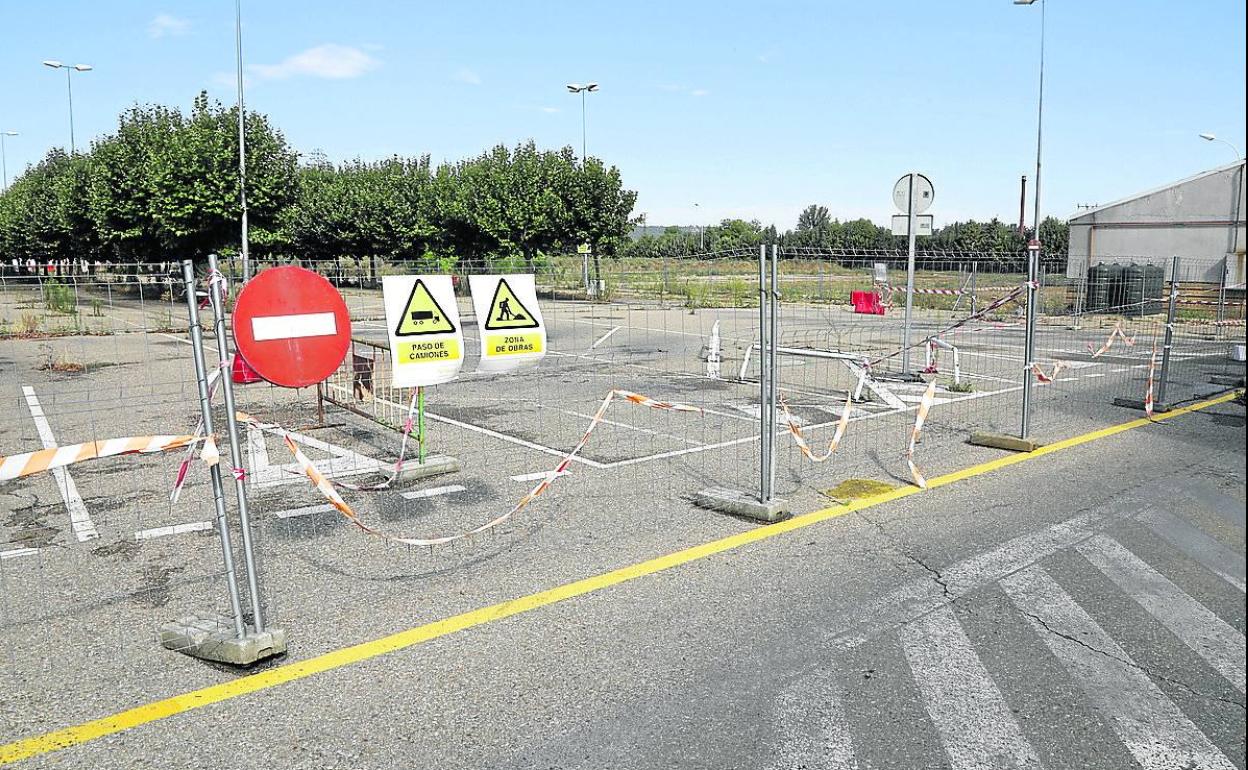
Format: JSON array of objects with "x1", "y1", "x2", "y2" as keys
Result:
[
  {"x1": 690, "y1": 89, "x2": 710, "y2": 97},
  {"x1": 454, "y1": 68, "x2": 482, "y2": 85},
  {"x1": 148, "y1": 13, "x2": 190, "y2": 39},
  {"x1": 540, "y1": 106, "x2": 560, "y2": 114},
  {"x1": 251, "y1": 44, "x2": 380, "y2": 81}
]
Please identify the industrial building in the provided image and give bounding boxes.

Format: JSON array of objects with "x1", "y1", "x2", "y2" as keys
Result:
[{"x1": 1066, "y1": 159, "x2": 1246, "y2": 287}]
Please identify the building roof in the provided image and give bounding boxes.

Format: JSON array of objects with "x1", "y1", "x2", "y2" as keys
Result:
[{"x1": 1068, "y1": 159, "x2": 1245, "y2": 223}]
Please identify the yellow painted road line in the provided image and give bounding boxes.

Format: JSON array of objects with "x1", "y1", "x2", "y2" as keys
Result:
[{"x1": 1, "y1": 390, "x2": 1240, "y2": 765}]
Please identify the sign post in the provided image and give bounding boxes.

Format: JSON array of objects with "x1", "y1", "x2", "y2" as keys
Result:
[{"x1": 893, "y1": 173, "x2": 934, "y2": 375}]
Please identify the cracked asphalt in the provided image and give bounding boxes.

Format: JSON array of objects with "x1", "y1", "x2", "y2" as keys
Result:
[{"x1": 5, "y1": 390, "x2": 1242, "y2": 768}]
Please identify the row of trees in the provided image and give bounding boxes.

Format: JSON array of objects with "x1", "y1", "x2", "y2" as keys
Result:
[
  {"x1": 0, "y1": 92, "x2": 1068, "y2": 272},
  {"x1": 0, "y1": 92, "x2": 637, "y2": 271},
  {"x1": 624, "y1": 205, "x2": 1069, "y2": 265}
]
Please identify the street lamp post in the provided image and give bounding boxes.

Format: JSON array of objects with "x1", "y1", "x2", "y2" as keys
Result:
[
  {"x1": 694, "y1": 203, "x2": 704, "y2": 251},
  {"x1": 1200, "y1": 133, "x2": 1245, "y2": 326},
  {"x1": 1199, "y1": 133, "x2": 1242, "y2": 161},
  {"x1": 235, "y1": 0, "x2": 251, "y2": 282},
  {"x1": 42, "y1": 61, "x2": 93, "y2": 154},
  {"x1": 1015, "y1": 0, "x2": 1045, "y2": 440},
  {"x1": 565, "y1": 82, "x2": 599, "y2": 164},
  {"x1": 1, "y1": 131, "x2": 17, "y2": 191}
]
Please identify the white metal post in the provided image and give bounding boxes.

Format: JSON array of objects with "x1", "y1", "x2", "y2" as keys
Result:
[{"x1": 901, "y1": 173, "x2": 918, "y2": 374}]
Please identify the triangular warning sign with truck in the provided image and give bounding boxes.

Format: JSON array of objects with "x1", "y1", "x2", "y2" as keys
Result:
[
  {"x1": 484, "y1": 278, "x2": 540, "y2": 330},
  {"x1": 394, "y1": 279, "x2": 457, "y2": 337}
]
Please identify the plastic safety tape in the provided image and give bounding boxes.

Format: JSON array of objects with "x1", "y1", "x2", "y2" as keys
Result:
[
  {"x1": 1, "y1": 434, "x2": 206, "y2": 483},
  {"x1": 779, "y1": 390, "x2": 853, "y2": 463},
  {"x1": 1086, "y1": 322, "x2": 1137, "y2": 358},
  {"x1": 236, "y1": 389, "x2": 703, "y2": 548},
  {"x1": 905, "y1": 379, "x2": 938, "y2": 489},
  {"x1": 1144, "y1": 340, "x2": 1159, "y2": 419}
]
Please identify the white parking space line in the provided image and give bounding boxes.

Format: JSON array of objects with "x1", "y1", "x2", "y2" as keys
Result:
[
  {"x1": 275, "y1": 504, "x2": 335, "y2": 519},
  {"x1": 133, "y1": 521, "x2": 213, "y2": 541},
  {"x1": 22, "y1": 386, "x2": 98, "y2": 542},
  {"x1": 1077, "y1": 535, "x2": 1245, "y2": 693},
  {"x1": 902, "y1": 605, "x2": 1042, "y2": 770},
  {"x1": 589, "y1": 325, "x2": 622, "y2": 350},
  {"x1": 511, "y1": 470, "x2": 571, "y2": 483},
  {"x1": 422, "y1": 410, "x2": 607, "y2": 469},
  {"x1": 551, "y1": 407, "x2": 704, "y2": 446},
  {"x1": 400, "y1": 484, "x2": 466, "y2": 500},
  {"x1": 1, "y1": 547, "x2": 39, "y2": 561},
  {"x1": 1001, "y1": 566, "x2": 1236, "y2": 770}
]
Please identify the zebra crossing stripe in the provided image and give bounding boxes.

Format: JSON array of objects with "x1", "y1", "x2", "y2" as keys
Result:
[
  {"x1": 1077, "y1": 535, "x2": 1246, "y2": 693},
  {"x1": 1000, "y1": 566, "x2": 1236, "y2": 770},
  {"x1": 901, "y1": 606, "x2": 1043, "y2": 770},
  {"x1": 1139, "y1": 508, "x2": 1246, "y2": 593},
  {"x1": 767, "y1": 672, "x2": 859, "y2": 770}
]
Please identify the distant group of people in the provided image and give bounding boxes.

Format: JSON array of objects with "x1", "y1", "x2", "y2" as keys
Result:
[{"x1": 1, "y1": 259, "x2": 176, "y2": 280}]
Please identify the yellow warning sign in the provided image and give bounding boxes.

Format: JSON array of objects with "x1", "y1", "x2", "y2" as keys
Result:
[
  {"x1": 399, "y1": 337, "x2": 461, "y2": 362},
  {"x1": 485, "y1": 333, "x2": 544, "y2": 356},
  {"x1": 394, "y1": 279, "x2": 457, "y2": 337},
  {"x1": 484, "y1": 278, "x2": 540, "y2": 330}
]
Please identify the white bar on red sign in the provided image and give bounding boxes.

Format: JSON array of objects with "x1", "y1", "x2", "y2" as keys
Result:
[{"x1": 251, "y1": 312, "x2": 338, "y2": 341}]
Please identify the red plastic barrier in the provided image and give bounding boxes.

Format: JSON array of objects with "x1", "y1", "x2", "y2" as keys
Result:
[
  {"x1": 231, "y1": 352, "x2": 264, "y2": 384},
  {"x1": 851, "y1": 290, "x2": 886, "y2": 315}
]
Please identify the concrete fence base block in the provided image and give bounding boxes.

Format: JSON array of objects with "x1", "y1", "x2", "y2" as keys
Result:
[
  {"x1": 1112, "y1": 397, "x2": 1172, "y2": 414},
  {"x1": 968, "y1": 432, "x2": 1041, "y2": 453},
  {"x1": 693, "y1": 487, "x2": 788, "y2": 523},
  {"x1": 397, "y1": 454, "x2": 461, "y2": 484},
  {"x1": 1209, "y1": 375, "x2": 1245, "y2": 388},
  {"x1": 159, "y1": 612, "x2": 287, "y2": 666}
]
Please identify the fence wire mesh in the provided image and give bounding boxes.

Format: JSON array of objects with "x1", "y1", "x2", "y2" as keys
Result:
[{"x1": 0, "y1": 249, "x2": 1243, "y2": 724}]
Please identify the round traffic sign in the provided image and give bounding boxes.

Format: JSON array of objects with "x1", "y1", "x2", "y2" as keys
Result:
[
  {"x1": 892, "y1": 173, "x2": 935, "y2": 215},
  {"x1": 232, "y1": 266, "x2": 351, "y2": 388}
]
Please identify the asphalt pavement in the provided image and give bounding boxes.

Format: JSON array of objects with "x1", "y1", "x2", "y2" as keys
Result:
[{"x1": 3, "y1": 385, "x2": 1243, "y2": 768}]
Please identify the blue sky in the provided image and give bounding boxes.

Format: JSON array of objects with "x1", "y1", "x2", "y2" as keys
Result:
[{"x1": 2, "y1": 1, "x2": 1244, "y2": 229}]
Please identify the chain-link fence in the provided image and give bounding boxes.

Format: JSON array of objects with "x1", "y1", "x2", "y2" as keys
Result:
[{"x1": 1, "y1": 248, "x2": 1243, "y2": 723}]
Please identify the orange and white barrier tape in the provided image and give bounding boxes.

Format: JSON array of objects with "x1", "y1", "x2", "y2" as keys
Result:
[
  {"x1": 243, "y1": 389, "x2": 703, "y2": 548},
  {"x1": 905, "y1": 380, "x2": 938, "y2": 489},
  {"x1": 779, "y1": 391, "x2": 852, "y2": 462},
  {"x1": 170, "y1": 366, "x2": 225, "y2": 503},
  {"x1": 1087, "y1": 323, "x2": 1136, "y2": 358},
  {"x1": 1144, "y1": 340, "x2": 1158, "y2": 419},
  {"x1": 1, "y1": 434, "x2": 204, "y2": 483},
  {"x1": 1029, "y1": 360, "x2": 1068, "y2": 384}
]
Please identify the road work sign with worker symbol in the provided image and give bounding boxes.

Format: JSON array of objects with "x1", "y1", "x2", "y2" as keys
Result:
[
  {"x1": 468, "y1": 274, "x2": 547, "y2": 373},
  {"x1": 382, "y1": 275, "x2": 465, "y2": 386}
]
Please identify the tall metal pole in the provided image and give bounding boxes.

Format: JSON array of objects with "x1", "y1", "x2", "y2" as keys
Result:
[
  {"x1": 181, "y1": 260, "x2": 246, "y2": 639},
  {"x1": 65, "y1": 69, "x2": 76, "y2": 155},
  {"x1": 1018, "y1": 175, "x2": 1028, "y2": 235},
  {"x1": 758, "y1": 244, "x2": 770, "y2": 502},
  {"x1": 763, "y1": 245, "x2": 773, "y2": 499},
  {"x1": 1032, "y1": 0, "x2": 1046, "y2": 245},
  {"x1": 0, "y1": 132, "x2": 13, "y2": 190},
  {"x1": 901, "y1": 173, "x2": 918, "y2": 375},
  {"x1": 235, "y1": 0, "x2": 251, "y2": 282},
  {"x1": 207, "y1": 254, "x2": 264, "y2": 632},
  {"x1": 1157, "y1": 256, "x2": 1180, "y2": 406},
  {"x1": 1020, "y1": 0, "x2": 1046, "y2": 440},
  {"x1": 580, "y1": 89, "x2": 587, "y2": 163}
]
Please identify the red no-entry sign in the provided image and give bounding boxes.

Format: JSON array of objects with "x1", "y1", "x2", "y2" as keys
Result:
[{"x1": 232, "y1": 266, "x2": 351, "y2": 388}]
